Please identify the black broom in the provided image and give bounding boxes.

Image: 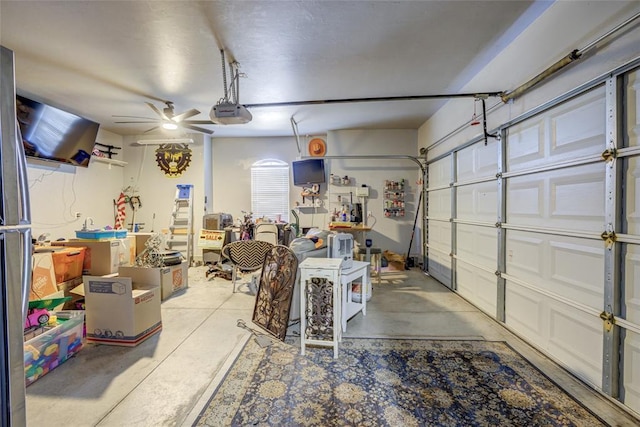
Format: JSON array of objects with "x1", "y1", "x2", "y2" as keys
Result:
[{"x1": 405, "y1": 189, "x2": 422, "y2": 270}]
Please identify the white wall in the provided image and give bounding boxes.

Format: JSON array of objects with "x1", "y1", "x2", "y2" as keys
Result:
[
  {"x1": 29, "y1": 128, "x2": 421, "y2": 260},
  {"x1": 120, "y1": 133, "x2": 208, "y2": 258},
  {"x1": 211, "y1": 130, "x2": 419, "y2": 256},
  {"x1": 325, "y1": 129, "x2": 420, "y2": 256},
  {"x1": 211, "y1": 135, "x2": 301, "y2": 225},
  {"x1": 28, "y1": 128, "x2": 124, "y2": 240}
]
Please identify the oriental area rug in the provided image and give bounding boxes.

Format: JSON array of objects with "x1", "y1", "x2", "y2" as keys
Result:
[{"x1": 194, "y1": 338, "x2": 607, "y2": 426}]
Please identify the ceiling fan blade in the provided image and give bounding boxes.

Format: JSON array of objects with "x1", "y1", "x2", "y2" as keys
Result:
[
  {"x1": 180, "y1": 123, "x2": 214, "y2": 135},
  {"x1": 183, "y1": 120, "x2": 216, "y2": 125},
  {"x1": 172, "y1": 108, "x2": 200, "y2": 122},
  {"x1": 112, "y1": 115, "x2": 156, "y2": 120},
  {"x1": 146, "y1": 102, "x2": 170, "y2": 120}
]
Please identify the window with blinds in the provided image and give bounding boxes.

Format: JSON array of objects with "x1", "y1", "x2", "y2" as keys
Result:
[{"x1": 251, "y1": 159, "x2": 290, "y2": 222}]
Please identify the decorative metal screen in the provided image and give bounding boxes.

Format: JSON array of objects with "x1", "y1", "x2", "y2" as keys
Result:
[
  {"x1": 252, "y1": 245, "x2": 298, "y2": 341},
  {"x1": 303, "y1": 277, "x2": 334, "y2": 341}
]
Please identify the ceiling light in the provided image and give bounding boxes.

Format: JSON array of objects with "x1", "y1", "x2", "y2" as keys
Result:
[
  {"x1": 162, "y1": 122, "x2": 178, "y2": 130},
  {"x1": 135, "y1": 138, "x2": 194, "y2": 145}
]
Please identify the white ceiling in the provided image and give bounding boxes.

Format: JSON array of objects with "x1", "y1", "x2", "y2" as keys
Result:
[{"x1": 0, "y1": 1, "x2": 545, "y2": 138}]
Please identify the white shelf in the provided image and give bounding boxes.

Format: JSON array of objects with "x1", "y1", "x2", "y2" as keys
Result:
[
  {"x1": 296, "y1": 205, "x2": 317, "y2": 210},
  {"x1": 91, "y1": 156, "x2": 127, "y2": 167}
]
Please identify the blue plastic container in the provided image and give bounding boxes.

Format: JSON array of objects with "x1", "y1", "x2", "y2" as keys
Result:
[{"x1": 75, "y1": 230, "x2": 115, "y2": 239}]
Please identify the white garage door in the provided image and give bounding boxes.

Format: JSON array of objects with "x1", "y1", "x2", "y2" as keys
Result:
[
  {"x1": 455, "y1": 141, "x2": 498, "y2": 316},
  {"x1": 622, "y1": 67, "x2": 640, "y2": 414},
  {"x1": 506, "y1": 88, "x2": 606, "y2": 387},
  {"x1": 502, "y1": 84, "x2": 607, "y2": 386},
  {"x1": 426, "y1": 157, "x2": 452, "y2": 286},
  {"x1": 426, "y1": 62, "x2": 640, "y2": 415}
]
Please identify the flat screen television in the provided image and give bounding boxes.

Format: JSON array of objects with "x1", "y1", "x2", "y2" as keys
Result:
[
  {"x1": 292, "y1": 158, "x2": 325, "y2": 186},
  {"x1": 16, "y1": 94, "x2": 100, "y2": 167}
]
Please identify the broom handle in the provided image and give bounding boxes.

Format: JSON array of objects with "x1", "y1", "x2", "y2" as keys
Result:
[{"x1": 405, "y1": 189, "x2": 422, "y2": 267}]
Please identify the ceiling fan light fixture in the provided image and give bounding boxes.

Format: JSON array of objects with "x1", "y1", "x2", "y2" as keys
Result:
[{"x1": 162, "y1": 122, "x2": 179, "y2": 130}]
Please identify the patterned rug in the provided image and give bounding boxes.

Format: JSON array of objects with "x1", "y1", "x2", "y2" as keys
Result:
[{"x1": 194, "y1": 338, "x2": 607, "y2": 426}]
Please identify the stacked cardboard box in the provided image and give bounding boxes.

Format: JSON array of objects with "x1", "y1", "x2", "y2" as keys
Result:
[
  {"x1": 119, "y1": 260, "x2": 188, "y2": 301},
  {"x1": 81, "y1": 276, "x2": 161, "y2": 347},
  {"x1": 30, "y1": 251, "x2": 59, "y2": 301},
  {"x1": 53, "y1": 237, "x2": 135, "y2": 275}
]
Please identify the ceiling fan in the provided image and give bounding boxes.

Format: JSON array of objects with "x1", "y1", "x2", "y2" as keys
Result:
[{"x1": 114, "y1": 101, "x2": 216, "y2": 135}]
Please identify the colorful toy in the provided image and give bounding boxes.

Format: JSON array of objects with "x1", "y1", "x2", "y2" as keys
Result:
[{"x1": 24, "y1": 297, "x2": 71, "y2": 331}]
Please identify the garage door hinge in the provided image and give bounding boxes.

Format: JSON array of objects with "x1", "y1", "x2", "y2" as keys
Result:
[
  {"x1": 599, "y1": 311, "x2": 615, "y2": 332},
  {"x1": 600, "y1": 231, "x2": 617, "y2": 248},
  {"x1": 601, "y1": 148, "x2": 617, "y2": 162}
]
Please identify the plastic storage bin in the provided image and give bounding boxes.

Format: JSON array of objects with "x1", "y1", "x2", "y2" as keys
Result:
[
  {"x1": 24, "y1": 310, "x2": 85, "y2": 386},
  {"x1": 75, "y1": 230, "x2": 116, "y2": 239}
]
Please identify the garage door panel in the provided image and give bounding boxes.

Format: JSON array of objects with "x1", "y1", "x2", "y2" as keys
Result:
[
  {"x1": 550, "y1": 171, "x2": 605, "y2": 220},
  {"x1": 549, "y1": 94, "x2": 605, "y2": 157},
  {"x1": 548, "y1": 303, "x2": 602, "y2": 387},
  {"x1": 505, "y1": 231, "x2": 543, "y2": 276},
  {"x1": 428, "y1": 248, "x2": 451, "y2": 286},
  {"x1": 429, "y1": 157, "x2": 451, "y2": 188},
  {"x1": 506, "y1": 283, "x2": 602, "y2": 388},
  {"x1": 507, "y1": 163, "x2": 605, "y2": 231},
  {"x1": 505, "y1": 283, "x2": 544, "y2": 341},
  {"x1": 457, "y1": 224, "x2": 497, "y2": 268},
  {"x1": 625, "y1": 156, "x2": 640, "y2": 234},
  {"x1": 506, "y1": 180, "x2": 543, "y2": 217},
  {"x1": 623, "y1": 331, "x2": 640, "y2": 414},
  {"x1": 506, "y1": 231, "x2": 603, "y2": 309},
  {"x1": 457, "y1": 139, "x2": 498, "y2": 181},
  {"x1": 627, "y1": 68, "x2": 639, "y2": 146},
  {"x1": 549, "y1": 241, "x2": 603, "y2": 308},
  {"x1": 507, "y1": 122, "x2": 545, "y2": 168},
  {"x1": 457, "y1": 182, "x2": 497, "y2": 221},
  {"x1": 506, "y1": 87, "x2": 605, "y2": 172},
  {"x1": 428, "y1": 188, "x2": 451, "y2": 218},
  {"x1": 625, "y1": 244, "x2": 640, "y2": 325},
  {"x1": 427, "y1": 220, "x2": 450, "y2": 252},
  {"x1": 456, "y1": 262, "x2": 496, "y2": 315}
]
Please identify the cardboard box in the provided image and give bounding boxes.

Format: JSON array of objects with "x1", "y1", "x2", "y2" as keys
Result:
[
  {"x1": 53, "y1": 239, "x2": 131, "y2": 275},
  {"x1": 83, "y1": 276, "x2": 161, "y2": 346},
  {"x1": 119, "y1": 260, "x2": 188, "y2": 301},
  {"x1": 24, "y1": 310, "x2": 85, "y2": 386},
  {"x1": 51, "y1": 246, "x2": 85, "y2": 284},
  {"x1": 30, "y1": 252, "x2": 59, "y2": 301},
  {"x1": 57, "y1": 276, "x2": 84, "y2": 310},
  {"x1": 131, "y1": 233, "x2": 154, "y2": 256}
]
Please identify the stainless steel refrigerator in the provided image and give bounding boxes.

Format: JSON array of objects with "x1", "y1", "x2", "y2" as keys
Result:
[{"x1": 1, "y1": 45, "x2": 31, "y2": 426}]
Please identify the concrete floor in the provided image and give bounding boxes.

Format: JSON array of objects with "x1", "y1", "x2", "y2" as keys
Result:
[{"x1": 26, "y1": 266, "x2": 639, "y2": 426}]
